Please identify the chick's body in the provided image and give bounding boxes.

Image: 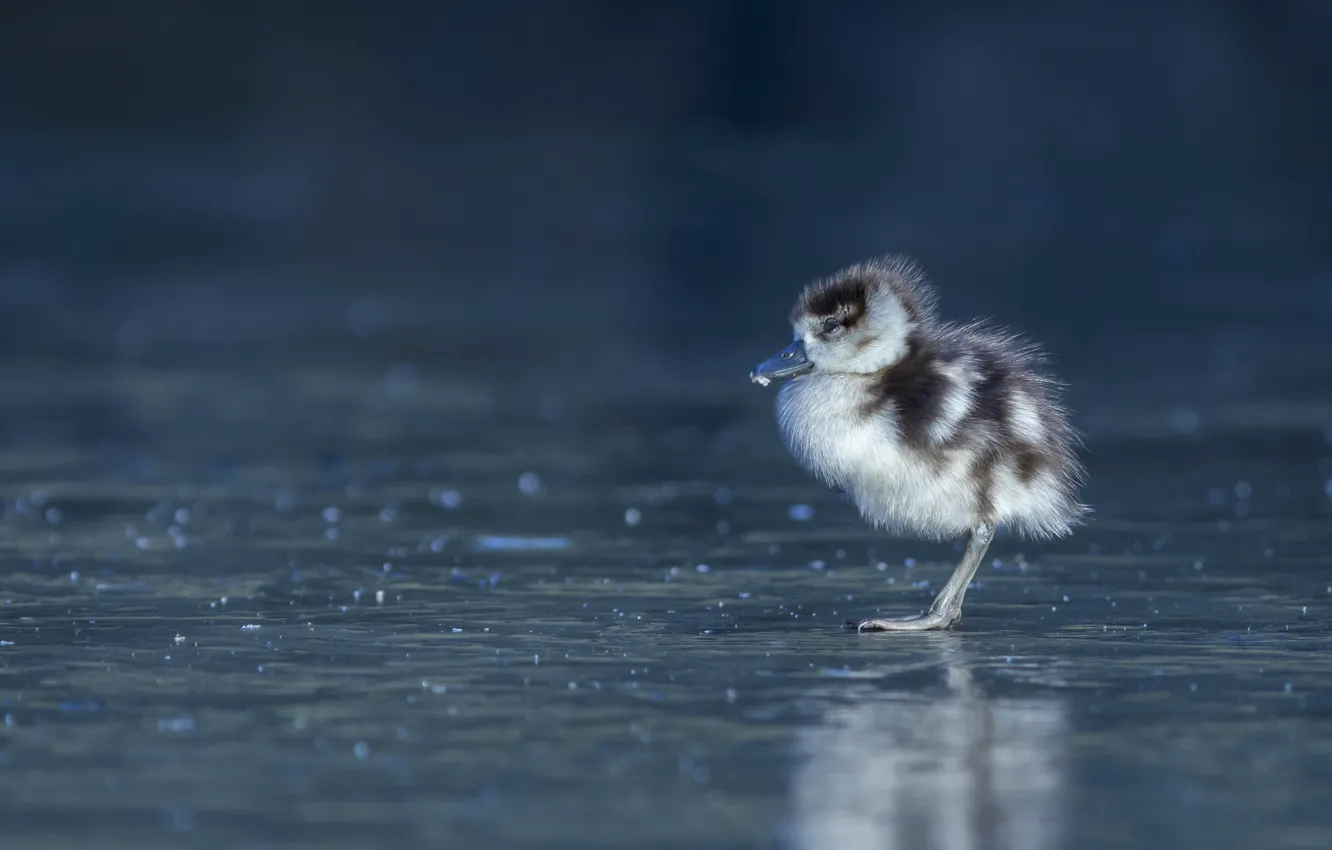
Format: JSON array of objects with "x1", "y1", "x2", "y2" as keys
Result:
[{"x1": 777, "y1": 325, "x2": 1083, "y2": 541}]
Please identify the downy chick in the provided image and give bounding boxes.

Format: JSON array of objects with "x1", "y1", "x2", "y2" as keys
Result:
[{"x1": 750, "y1": 255, "x2": 1087, "y2": 631}]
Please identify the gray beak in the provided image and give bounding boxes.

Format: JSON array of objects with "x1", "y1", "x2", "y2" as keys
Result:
[{"x1": 750, "y1": 340, "x2": 813, "y2": 386}]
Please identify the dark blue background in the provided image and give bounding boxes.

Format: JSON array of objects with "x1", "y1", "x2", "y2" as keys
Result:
[{"x1": 3, "y1": 1, "x2": 1329, "y2": 427}]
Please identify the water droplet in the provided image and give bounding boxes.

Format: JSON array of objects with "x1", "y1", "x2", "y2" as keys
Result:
[
  {"x1": 157, "y1": 717, "x2": 195, "y2": 733},
  {"x1": 353, "y1": 741, "x2": 370, "y2": 760},
  {"x1": 1168, "y1": 407, "x2": 1200, "y2": 433},
  {"x1": 624, "y1": 507, "x2": 642, "y2": 527},
  {"x1": 518, "y1": 472, "x2": 542, "y2": 496},
  {"x1": 787, "y1": 504, "x2": 814, "y2": 521},
  {"x1": 434, "y1": 489, "x2": 463, "y2": 509}
]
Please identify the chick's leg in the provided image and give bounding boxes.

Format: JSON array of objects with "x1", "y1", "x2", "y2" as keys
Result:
[{"x1": 850, "y1": 523, "x2": 995, "y2": 632}]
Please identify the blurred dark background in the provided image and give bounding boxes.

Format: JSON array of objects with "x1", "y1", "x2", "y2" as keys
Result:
[{"x1": 2, "y1": 0, "x2": 1331, "y2": 445}]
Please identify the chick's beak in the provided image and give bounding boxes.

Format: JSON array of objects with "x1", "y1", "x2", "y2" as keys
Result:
[{"x1": 750, "y1": 340, "x2": 813, "y2": 386}]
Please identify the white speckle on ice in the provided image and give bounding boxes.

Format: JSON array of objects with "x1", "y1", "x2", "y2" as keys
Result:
[
  {"x1": 241, "y1": 624, "x2": 260, "y2": 631},
  {"x1": 518, "y1": 472, "x2": 542, "y2": 496},
  {"x1": 624, "y1": 507, "x2": 642, "y2": 527},
  {"x1": 434, "y1": 488, "x2": 463, "y2": 509},
  {"x1": 696, "y1": 564, "x2": 710, "y2": 573},
  {"x1": 376, "y1": 590, "x2": 385, "y2": 604},
  {"x1": 157, "y1": 717, "x2": 195, "y2": 732}
]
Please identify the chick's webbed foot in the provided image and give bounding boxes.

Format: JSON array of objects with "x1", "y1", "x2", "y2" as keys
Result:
[{"x1": 849, "y1": 611, "x2": 958, "y2": 632}]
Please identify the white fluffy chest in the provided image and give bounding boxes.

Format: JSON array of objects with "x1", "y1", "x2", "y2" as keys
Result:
[{"x1": 776, "y1": 375, "x2": 976, "y2": 537}]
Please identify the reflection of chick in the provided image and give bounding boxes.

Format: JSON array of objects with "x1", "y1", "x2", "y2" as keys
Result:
[
  {"x1": 790, "y1": 664, "x2": 1069, "y2": 850},
  {"x1": 750, "y1": 256, "x2": 1086, "y2": 631}
]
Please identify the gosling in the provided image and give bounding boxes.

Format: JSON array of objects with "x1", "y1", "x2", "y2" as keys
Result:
[{"x1": 750, "y1": 255, "x2": 1087, "y2": 632}]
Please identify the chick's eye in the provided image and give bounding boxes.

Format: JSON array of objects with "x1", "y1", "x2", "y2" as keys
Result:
[{"x1": 822, "y1": 319, "x2": 844, "y2": 335}]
